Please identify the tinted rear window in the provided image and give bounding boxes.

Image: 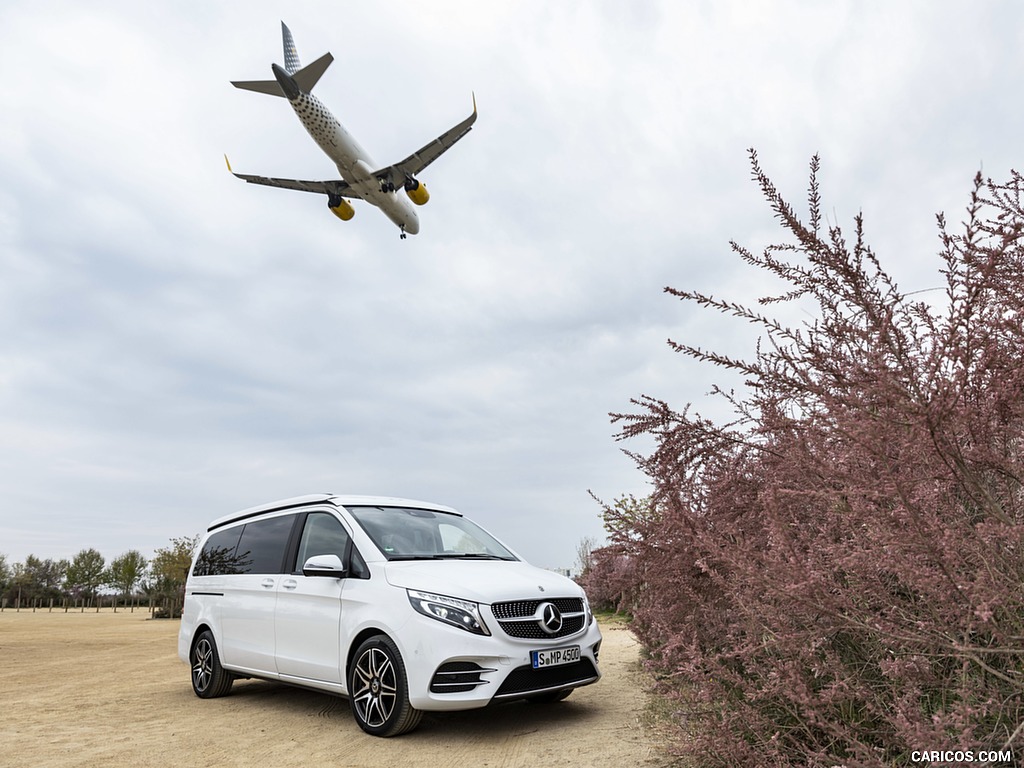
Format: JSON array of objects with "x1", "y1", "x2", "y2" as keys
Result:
[
  {"x1": 193, "y1": 526, "x2": 244, "y2": 576},
  {"x1": 234, "y1": 515, "x2": 295, "y2": 574}
]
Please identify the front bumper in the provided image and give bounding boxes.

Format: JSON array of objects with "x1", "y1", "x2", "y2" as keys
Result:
[{"x1": 401, "y1": 608, "x2": 603, "y2": 712}]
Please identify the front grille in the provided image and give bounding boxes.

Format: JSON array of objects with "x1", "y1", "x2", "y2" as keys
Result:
[
  {"x1": 494, "y1": 659, "x2": 599, "y2": 698},
  {"x1": 492, "y1": 598, "x2": 583, "y2": 620},
  {"x1": 491, "y1": 597, "x2": 586, "y2": 639},
  {"x1": 429, "y1": 661, "x2": 493, "y2": 694},
  {"x1": 498, "y1": 616, "x2": 585, "y2": 639}
]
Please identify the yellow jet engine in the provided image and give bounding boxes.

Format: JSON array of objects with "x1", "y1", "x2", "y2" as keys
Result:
[
  {"x1": 404, "y1": 177, "x2": 430, "y2": 206},
  {"x1": 328, "y1": 194, "x2": 355, "y2": 221}
]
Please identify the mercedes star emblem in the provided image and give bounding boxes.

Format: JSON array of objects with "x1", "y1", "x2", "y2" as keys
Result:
[{"x1": 539, "y1": 602, "x2": 563, "y2": 634}]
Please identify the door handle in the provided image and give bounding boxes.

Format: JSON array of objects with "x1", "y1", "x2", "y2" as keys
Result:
[
  {"x1": 261, "y1": 578, "x2": 276, "y2": 589},
  {"x1": 281, "y1": 579, "x2": 298, "y2": 590}
]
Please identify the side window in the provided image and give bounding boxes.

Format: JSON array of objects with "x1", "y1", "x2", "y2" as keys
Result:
[
  {"x1": 234, "y1": 515, "x2": 296, "y2": 574},
  {"x1": 295, "y1": 512, "x2": 370, "y2": 579},
  {"x1": 349, "y1": 545, "x2": 370, "y2": 580},
  {"x1": 297, "y1": 513, "x2": 351, "y2": 568},
  {"x1": 194, "y1": 527, "x2": 244, "y2": 576}
]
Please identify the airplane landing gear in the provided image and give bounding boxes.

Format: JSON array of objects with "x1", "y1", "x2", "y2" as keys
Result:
[{"x1": 399, "y1": 225, "x2": 407, "y2": 240}]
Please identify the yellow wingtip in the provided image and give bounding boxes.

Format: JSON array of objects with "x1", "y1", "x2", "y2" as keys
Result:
[{"x1": 224, "y1": 154, "x2": 232, "y2": 173}]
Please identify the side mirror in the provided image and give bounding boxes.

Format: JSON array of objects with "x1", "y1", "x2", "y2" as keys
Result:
[{"x1": 302, "y1": 554, "x2": 347, "y2": 578}]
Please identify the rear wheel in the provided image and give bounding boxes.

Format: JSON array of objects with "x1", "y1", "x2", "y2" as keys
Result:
[
  {"x1": 348, "y1": 635, "x2": 422, "y2": 737},
  {"x1": 190, "y1": 630, "x2": 234, "y2": 698}
]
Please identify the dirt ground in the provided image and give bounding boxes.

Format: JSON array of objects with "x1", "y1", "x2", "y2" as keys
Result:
[{"x1": 0, "y1": 610, "x2": 675, "y2": 767}]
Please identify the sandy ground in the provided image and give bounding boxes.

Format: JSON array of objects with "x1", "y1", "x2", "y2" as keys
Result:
[{"x1": 0, "y1": 610, "x2": 674, "y2": 767}]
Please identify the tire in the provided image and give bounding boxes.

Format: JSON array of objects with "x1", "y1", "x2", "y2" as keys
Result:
[
  {"x1": 190, "y1": 630, "x2": 234, "y2": 699},
  {"x1": 348, "y1": 635, "x2": 422, "y2": 737},
  {"x1": 526, "y1": 688, "x2": 573, "y2": 704}
]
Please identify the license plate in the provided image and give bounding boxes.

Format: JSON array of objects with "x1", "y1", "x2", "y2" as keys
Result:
[{"x1": 530, "y1": 645, "x2": 581, "y2": 669}]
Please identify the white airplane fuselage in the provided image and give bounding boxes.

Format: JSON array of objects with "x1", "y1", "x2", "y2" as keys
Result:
[
  {"x1": 289, "y1": 89, "x2": 420, "y2": 235},
  {"x1": 229, "y1": 23, "x2": 475, "y2": 238}
]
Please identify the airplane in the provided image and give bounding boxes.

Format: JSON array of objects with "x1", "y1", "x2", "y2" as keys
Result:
[{"x1": 227, "y1": 22, "x2": 477, "y2": 238}]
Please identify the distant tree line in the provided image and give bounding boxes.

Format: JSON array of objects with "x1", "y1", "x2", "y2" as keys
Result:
[{"x1": 0, "y1": 535, "x2": 198, "y2": 609}]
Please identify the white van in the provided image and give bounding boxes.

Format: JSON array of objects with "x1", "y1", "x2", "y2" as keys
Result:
[{"x1": 178, "y1": 494, "x2": 602, "y2": 736}]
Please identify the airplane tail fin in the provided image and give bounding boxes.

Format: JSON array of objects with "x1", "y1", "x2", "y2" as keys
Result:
[
  {"x1": 282, "y1": 21, "x2": 301, "y2": 74},
  {"x1": 294, "y1": 53, "x2": 333, "y2": 93},
  {"x1": 231, "y1": 22, "x2": 333, "y2": 97}
]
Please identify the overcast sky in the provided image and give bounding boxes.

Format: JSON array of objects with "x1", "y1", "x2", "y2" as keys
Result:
[{"x1": 1, "y1": 1, "x2": 1021, "y2": 572}]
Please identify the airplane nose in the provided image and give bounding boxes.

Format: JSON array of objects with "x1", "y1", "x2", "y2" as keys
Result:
[{"x1": 271, "y1": 63, "x2": 301, "y2": 100}]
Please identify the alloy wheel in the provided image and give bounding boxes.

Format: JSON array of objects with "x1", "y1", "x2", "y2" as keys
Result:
[
  {"x1": 192, "y1": 637, "x2": 214, "y2": 693},
  {"x1": 351, "y1": 647, "x2": 397, "y2": 727}
]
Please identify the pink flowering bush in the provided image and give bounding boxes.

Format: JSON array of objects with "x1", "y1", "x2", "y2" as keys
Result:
[
  {"x1": 605, "y1": 153, "x2": 1024, "y2": 766},
  {"x1": 578, "y1": 495, "x2": 652, "y2": 612}
]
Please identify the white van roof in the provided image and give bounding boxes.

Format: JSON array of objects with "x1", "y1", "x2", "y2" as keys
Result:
[{"x1": 207, "y1": 494, "x2": 461, "y2": 531}]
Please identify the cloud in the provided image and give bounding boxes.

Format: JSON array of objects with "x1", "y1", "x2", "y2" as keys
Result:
[{"x1": 0, "y1": 1, "x2": 1022, "y2": 573}]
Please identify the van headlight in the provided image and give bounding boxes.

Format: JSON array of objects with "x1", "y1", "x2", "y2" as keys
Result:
[{"x1": 407, "y1": 589, "x2": 490, "y2": 636}]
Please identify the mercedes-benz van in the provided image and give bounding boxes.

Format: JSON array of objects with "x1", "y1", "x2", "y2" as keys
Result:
[{"x1": 178, "y1": 494, "x2": 602, "y2": 736}]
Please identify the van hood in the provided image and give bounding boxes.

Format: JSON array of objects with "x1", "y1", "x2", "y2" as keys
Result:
[{"x1": 383, "y1": 560, "x2": 581, "y2": 604}]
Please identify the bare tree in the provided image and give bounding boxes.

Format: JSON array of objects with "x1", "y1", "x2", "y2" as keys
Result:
[
  {"x1": 106, "y1": 550, "x2": 148, "y2": 605},
  {"x1": 148, "y1": 535, "x2": 199, "y2": 617},
  {"x1": 65, "y1": 549, "x2": 106, "y2": 603},
  {"x1": 573, "y1": 536, "x2": 597, "y2": 578}
]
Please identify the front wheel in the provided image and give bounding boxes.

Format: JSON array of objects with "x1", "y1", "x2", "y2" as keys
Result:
[
  {"x1": 348, "y1": 635, "x2": 422, "y2": 737},
  {"x1": 190, "y1": 630, "x2": 234, "y2": 699}
]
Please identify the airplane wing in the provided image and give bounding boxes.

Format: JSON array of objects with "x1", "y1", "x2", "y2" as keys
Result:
[
  {"x1": 372, "y1": 95, "x2": 477, "y2": 188},
  {"x1": 231, "y1": 172, "x2": 355, "y2": 197},
  {"x1": 224, "y1": 157, "x2": 356, "y2": 198}
]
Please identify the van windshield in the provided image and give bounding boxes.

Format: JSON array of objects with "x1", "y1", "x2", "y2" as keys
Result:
[{"x1": 346, "y1": 506, "x2": 518, "y2": 561}]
